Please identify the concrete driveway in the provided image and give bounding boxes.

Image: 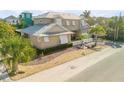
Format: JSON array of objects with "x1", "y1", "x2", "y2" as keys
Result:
[{"x1": 67, "y1": 47, "x2": 124, "y2": 82}]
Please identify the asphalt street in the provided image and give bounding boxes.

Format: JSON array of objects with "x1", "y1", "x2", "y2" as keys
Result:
[{"x1": 67, "y1": 47, "x2": 124, "y2": 82}]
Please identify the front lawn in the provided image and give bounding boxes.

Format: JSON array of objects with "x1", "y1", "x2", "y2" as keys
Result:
[{"x1": 10, "y1": 45, "x2": 108, "y2": 80}]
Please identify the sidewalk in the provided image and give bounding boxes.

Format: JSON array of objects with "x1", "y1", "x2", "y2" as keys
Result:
[{"x1": 18, "y1": 46, "x2": 122, "y2": 82}]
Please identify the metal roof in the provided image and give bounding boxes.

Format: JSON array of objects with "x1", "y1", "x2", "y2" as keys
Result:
[
  {"x1": 34, "y1": 12, "x2": 81, "y2": 20},
  {"x1": 19, "y1": 24, "x2": 48, "y2": 35},
  {"x1": 17, "y1": 23, "x2": 73, "y2": 36}
]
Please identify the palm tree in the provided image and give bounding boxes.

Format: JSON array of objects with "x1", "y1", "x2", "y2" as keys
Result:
[
  {"x1": 81, "y1": 10, "x2": 91, "y2": 18},
  {"x1": 80, "y1": 10, "x2": 95, "y2": 26},
  {"x1": 0, "y1": 20, "x2": 36, "y2": 75},
  {"x1": 107, "y1": 13, "x2": 122, "y2": 42},
  {"x1": 1, "y1": 35, "x2": 36, "y2": 75}
]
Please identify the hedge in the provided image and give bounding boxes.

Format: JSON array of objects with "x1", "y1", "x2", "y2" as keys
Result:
[{"x1": 36, "y1": 43, "x2": 73, "y2": 56}]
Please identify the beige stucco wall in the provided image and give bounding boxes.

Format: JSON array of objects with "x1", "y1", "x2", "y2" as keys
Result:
[
  {"x1": 33, "y1": 18, "x2": 81, "y2": 31},
  {"x1": 33, "y1": 18, "x2": 54, "y2": 24},
  {"x1": 30, "y1": 34, "x2": 71, "y2": 49},
  {"x1": 45, "y1": 25, "x2": 66, "y2": 34},
  {"x1": 62, "y1": 19, "x2": 81, "y2": 31}
]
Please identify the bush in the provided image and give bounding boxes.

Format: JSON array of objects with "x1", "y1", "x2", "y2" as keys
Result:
[
  {"x1": 37, "y1": 43, "x2": 73, "y2": 55},
  {"x1": 76, "y1": 34, "x2": 89, "y2": 40}
]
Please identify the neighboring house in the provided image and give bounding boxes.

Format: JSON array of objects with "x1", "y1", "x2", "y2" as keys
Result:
[
  {"x1": 19, "y1": 11, "x2": 33, "y2": 27},
  {"x1": 4, "y1": 15, "x2": 18, "y2": 25},
  {"x1": 17, "y1": 12, "x2": 89, "y2": 49}
]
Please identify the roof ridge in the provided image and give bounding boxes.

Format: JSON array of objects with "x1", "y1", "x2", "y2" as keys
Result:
[
  {"x1": 34, "y1": 11, "x2": 80, "y2": 20},
  {"x1": 4, "y1": 15, "x2": 17, "y2": 19}
]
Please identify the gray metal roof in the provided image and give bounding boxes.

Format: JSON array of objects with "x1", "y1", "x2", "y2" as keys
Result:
[
  {"x1": 17, "y1": 23, "x2": 73, "y2": 36},
  {"x1": 21, "y1": 24, "x2": 48, "y2": 35}
]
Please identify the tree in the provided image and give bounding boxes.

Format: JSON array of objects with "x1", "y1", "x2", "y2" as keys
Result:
[
  {"x1": 16, "y1": 19, "x2": 27, "y2": 29},
  {"x1": 0, "y1": 20, "x2": 36, "y2": 75},
  {"x1": 81, "y1": 10, "x2": 91, "y2": 18},
  {"x1": 107, "y1": 13, "x2": 123, "y2": 41},
  {"x1": 95, "y1": 17, "x2": 109, "y2": 30},
  {"x1": 81, "y1": 10, "x2": 95, "y2": 26},
  {"x1": 0, "y1": 20, "x2": 15, "y2": 38},
  {"x1": 90, "y1": 25, "x2": 106, "y2": 46},
  {"x1": 1, "y1": 35, "x2": 36, "y2": 74}
]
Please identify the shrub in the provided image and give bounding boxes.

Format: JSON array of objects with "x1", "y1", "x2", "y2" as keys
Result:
[
  {"x1": 37, "y1": 43, "x2": 72, "y2": 55},
  {"x1": 76, "y1": 34, "x2": 89, "y2": 40}
]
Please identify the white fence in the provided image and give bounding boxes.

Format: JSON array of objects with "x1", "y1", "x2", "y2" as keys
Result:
[{"x1": 72, "y1": 38, "x2": 93, "y2": 46}]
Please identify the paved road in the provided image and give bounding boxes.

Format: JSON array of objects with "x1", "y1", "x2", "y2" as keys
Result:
[{"x1": 67, "y1": 47, "x2": 124, "y2": 82}]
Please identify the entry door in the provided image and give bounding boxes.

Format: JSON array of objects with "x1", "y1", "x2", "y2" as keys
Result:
[{"x1": 60, "y1": 35, "x2": 68, "y2": 44}]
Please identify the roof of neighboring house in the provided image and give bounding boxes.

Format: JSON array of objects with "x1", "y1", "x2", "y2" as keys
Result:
[
  {"x1": 34, "y1": 12, "x2": 81, "y2": 20},
  {"x1": 4, "y1": 15, "x2": 17, "y2": 20},
  {"x1": 16, "y1": 23, "x2": 74, "y2": 36}
]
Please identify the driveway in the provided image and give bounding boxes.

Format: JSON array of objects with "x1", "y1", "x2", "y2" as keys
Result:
[{"x1": 67, "y1": 46, "x2": 124, "y2": 82}]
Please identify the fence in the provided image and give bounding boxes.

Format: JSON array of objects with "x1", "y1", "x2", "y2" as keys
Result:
[{"x1": 72, "y1": 38, "x2": 93, "y2": 46}]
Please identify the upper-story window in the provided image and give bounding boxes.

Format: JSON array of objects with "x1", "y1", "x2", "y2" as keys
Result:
[
  {"x1": 66, "y1": 20, "x2": 70, "y2": 25},
  {"x1": 26, "y1": 14, "x2": 31, "y2": 18},
  {"x1": 55, "y1": 18, "x2": 62, "y2": 25},
  {"x1": 72, "y1": 21, "x2": 76, "y2": 25},
  {"x1": 22, "y1": 14, "x2": 25, "y2": 18}
]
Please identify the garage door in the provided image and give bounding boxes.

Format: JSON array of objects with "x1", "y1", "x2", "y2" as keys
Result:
[{"x1": 59, "y1": 35, "x2": 68, "y2": 44}]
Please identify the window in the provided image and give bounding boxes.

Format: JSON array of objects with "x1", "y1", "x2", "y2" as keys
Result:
[
  {"x1": 44, "y1": 37, "x2": 49, "y2": 42},
  {"x1": 22, "y1": 14, "x2": 25, "y2": 18},
  {"x1": 37, "y1": 37, "x2": 41, "y2": 42},
  {"x1": 66, "y1": 20, "x2": 70, "y2": 25},
  {"x1": 26, "y1": 14, "x2": 31, "y2": 18},
  {"x1": 72, "y1": 21, "x2": 76, "y2": 25},
  {"x1": 56, "y1": 18, "x2": 62, "y2": 25}
]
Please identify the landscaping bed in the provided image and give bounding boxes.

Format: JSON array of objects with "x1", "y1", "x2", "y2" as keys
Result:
[{"x1": 10, "y1": 45, "x2": 108, "y2": 80}]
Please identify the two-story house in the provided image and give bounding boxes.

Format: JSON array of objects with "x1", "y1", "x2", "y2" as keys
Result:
[
  {"x1": 17, "y1": 12, "x2": 89, "y2": 49},
  {"x1": 33, "y1": 12, "x2": 86, "y2": 39}
]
